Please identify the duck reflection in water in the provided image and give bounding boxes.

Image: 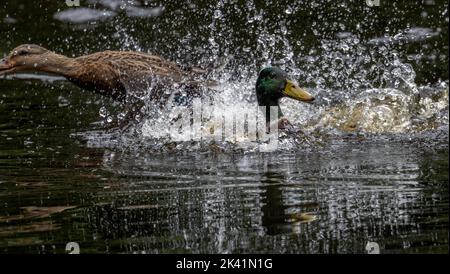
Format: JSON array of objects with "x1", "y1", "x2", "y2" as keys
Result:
[{"x1": 260, "y1": 170, "x2": 319, "y2": 235}]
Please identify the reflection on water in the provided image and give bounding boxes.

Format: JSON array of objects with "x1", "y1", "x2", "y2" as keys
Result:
[
  {"x1": 0, "y1": 89, "x2": 447, "y2": 253},
  {"x1": 86, "y1": 146, "x2": 449, "y2": 254}
]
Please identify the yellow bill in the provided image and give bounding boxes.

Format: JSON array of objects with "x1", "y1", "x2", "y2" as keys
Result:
[{"x1": 282, "y1": 79, "x2": 314, "y2": 103}]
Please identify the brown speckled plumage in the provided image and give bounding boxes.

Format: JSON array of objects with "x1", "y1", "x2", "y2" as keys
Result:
[{"x1": 0, "y1": 44, "x2": 206, "y2": 102}]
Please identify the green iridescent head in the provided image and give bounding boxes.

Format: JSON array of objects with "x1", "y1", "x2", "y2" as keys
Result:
[{"x1": 255, "y1": 67, "x2": 314, "y2": 122}]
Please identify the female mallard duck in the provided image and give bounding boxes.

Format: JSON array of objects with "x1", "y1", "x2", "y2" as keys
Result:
[
  {"x1": 256, "y1": 67, "x2": 314, "y2": 129},
  {"x1": 0, "y1": 44, "x2": 205, "y2": 103}
]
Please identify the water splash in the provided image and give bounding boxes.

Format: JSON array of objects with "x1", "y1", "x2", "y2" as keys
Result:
[{"x1": 19, "y1": 1, "x2": 450, "y2": 152}]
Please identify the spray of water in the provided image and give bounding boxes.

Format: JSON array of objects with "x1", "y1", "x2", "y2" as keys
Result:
[{"x1": 50, "y1": 1, "x2": 450, "y2": 151}]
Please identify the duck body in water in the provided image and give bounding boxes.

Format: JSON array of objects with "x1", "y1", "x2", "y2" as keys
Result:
[
  {"x1": 0, "y1": 44, "x2": 205, "y2": 103},
  {"x1": 0, "y1": 45, "x2": 315, "y2": 130}
]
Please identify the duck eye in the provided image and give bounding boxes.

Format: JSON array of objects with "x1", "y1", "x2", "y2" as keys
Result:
[
  {"x1": 269, "y1": 72, "x2": 277, "y2": 78},
  {"x1": 17, "y1": 50, "x2": 28, "y2": 56}
]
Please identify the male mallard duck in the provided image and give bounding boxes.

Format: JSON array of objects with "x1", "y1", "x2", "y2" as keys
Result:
[
  {"x1": 256, "y1": 67, "x2": 314, "y2": 129},
  {"x1": 0, "y1": 44, "x2": 205, "y2": 103}
]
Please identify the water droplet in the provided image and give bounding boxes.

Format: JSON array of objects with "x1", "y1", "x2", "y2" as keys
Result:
[
  {"x1": 213, "y1": 10, "x2": 222, "y2": 19},
  {"x1": 285, "y1": 7, "x2": 292, "y2": 14},
  {"x1": 117, "y1": 112, "x2": 126, "y2": 120},
  {"x1": 99, "y1": 106, "x2": 107, "y2": 118}
]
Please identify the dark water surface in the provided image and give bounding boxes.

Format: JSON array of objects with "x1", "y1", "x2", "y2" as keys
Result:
[
  {"x1": 0, "y1": 1, "x2": 448, "y2": 253},
  {"x1": 0, "y1": 80, "x2": 448, "y2": 254}
]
